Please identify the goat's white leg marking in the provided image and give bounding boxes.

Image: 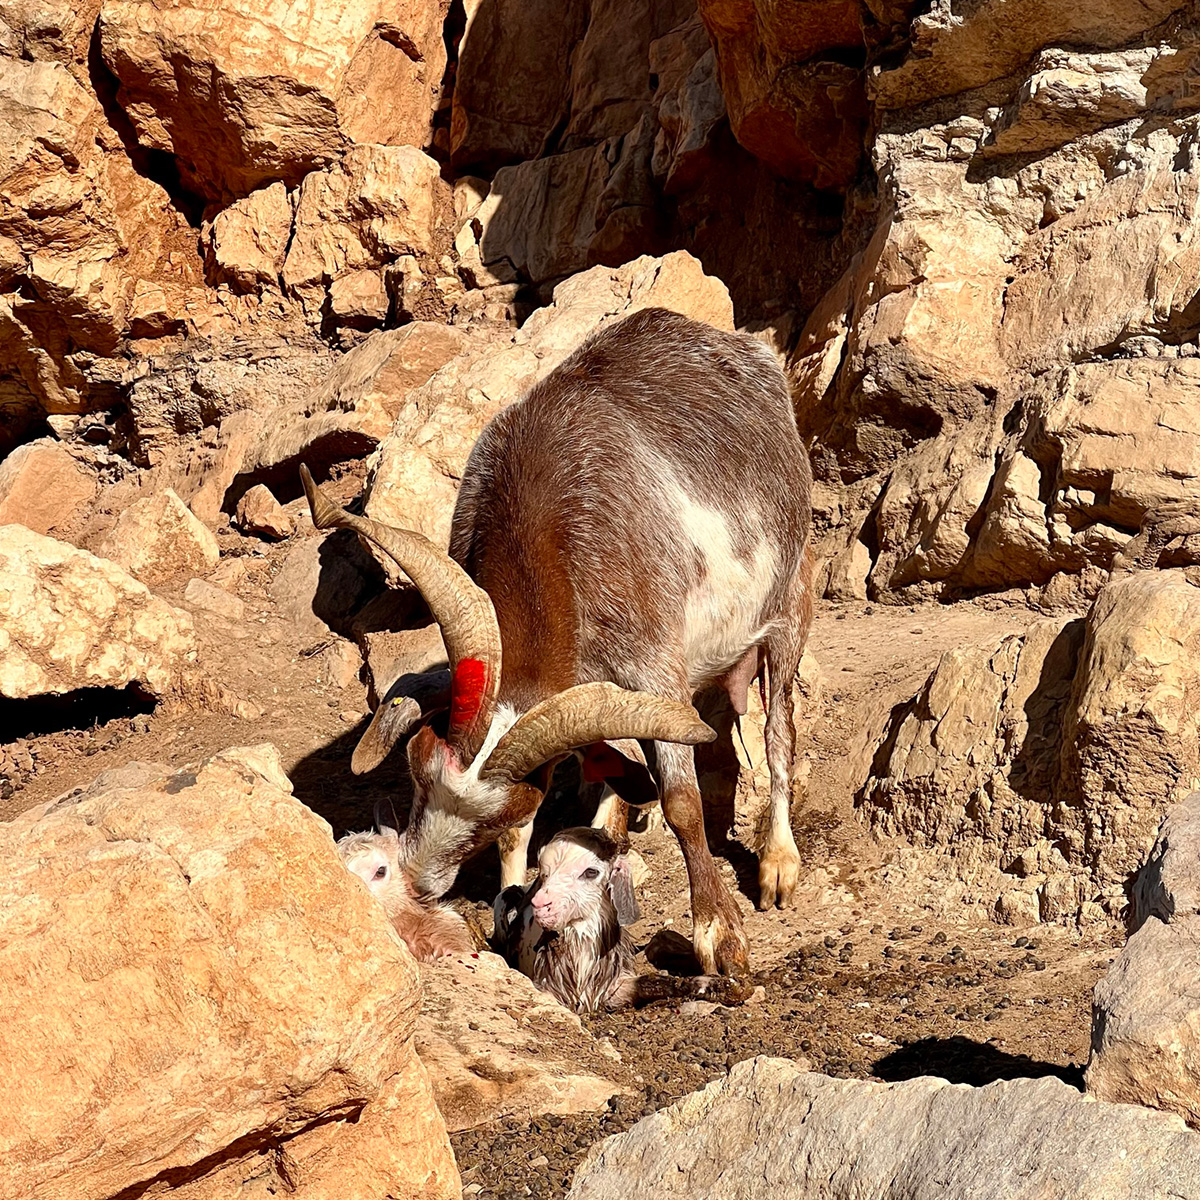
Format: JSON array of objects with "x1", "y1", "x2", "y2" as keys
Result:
[
  {"x1": 591, "y1": 787, "x2": 619, "y2": 831},
  {"x1": 498, "y1": 821, "x2": 534, "y2": 889}
]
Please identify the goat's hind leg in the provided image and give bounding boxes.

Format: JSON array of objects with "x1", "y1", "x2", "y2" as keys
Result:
[{"x1": 757, "y1": 551, "x2": 814, "y2": 910}]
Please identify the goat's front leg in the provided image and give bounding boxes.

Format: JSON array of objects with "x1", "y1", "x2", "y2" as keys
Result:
[
  {"x1": 590, "y1": 784, "x2": 630, "y2": 849},
  {"x1": 656, "y1": 740, "x2": 748, "y2": 976},
  {"x1": 497, "y1": 821, "x2": 534, "y2": 889}
]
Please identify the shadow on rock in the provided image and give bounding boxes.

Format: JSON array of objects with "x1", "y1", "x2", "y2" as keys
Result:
[{"x1": 872, "y1": 1036, "x2": 1084, "y2": 1089}]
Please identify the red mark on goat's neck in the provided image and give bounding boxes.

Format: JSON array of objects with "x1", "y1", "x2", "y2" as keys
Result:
[{"x1": 449, "y1": 658, "x2": 489, "y2": 734}]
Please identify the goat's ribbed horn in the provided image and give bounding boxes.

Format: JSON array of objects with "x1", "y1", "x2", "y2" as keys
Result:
[
  {"x1": 482, "y1": 682, "x2": 715, "y2": 784},
  {"x1": 299, "y1": 464, "x2": 501, "y2": 763}
]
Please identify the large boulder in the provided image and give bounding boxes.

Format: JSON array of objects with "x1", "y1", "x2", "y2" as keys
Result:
[
  {"x1": 417, "y1": 951, "x2": 626, "y2": 1131},
  {"x1": 860, "y1": 569, "x2": 1200, "y2": 923},
  {"x1": 0, "y1": 56, "x2": 199, "y2": 417},
  {"x1": 99, "y1": 487, "x2": 221, "y2": 584},
  {"x1": 0, "y1": 523, "x2": 197, "y2": 700},
  {"x1": 364, "y1": 251, "x2": 734, "y2": 558},
  {"x1": 281, "y1": 145, "x2": 448, "y2": 321},
  {"x1": 0, "y1": 438, "x2": 95, "y2": 535},
  {"x1": 696, "y1": 0, "x2": 868, "y2": 188},
  {"x1": 568, "y1": 1056, "x2": 1200, "y2": 1199},
  {"x1": 0, "y1": 744, "x2": 459, "y2": 1200},
  {"x1": 1087, "y1": 792, "x2": 1200, "y2": 1129},
  {"x1": 97, "y1": 0, "x2": 451, "y2": 201}
]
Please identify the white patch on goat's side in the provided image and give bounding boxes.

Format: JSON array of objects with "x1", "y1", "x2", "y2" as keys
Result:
[{"x1": 661, "y1": 477, "x2": 779, "y2": 687}]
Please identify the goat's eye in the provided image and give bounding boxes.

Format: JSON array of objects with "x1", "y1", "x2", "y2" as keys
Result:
[
  {"x1": 373, "y1": 866, "x2": 387, "y2": 880},
  {"x1": 580, "y1": 867, "x2": 600, "y2": 881}
]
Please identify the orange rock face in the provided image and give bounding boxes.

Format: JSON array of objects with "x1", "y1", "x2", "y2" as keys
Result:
[{"x1": 0, "y1": 744, "x2": 460, "y2": 1200}]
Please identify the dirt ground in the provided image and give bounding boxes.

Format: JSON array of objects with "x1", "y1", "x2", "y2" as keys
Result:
[{"x1": 0, "y1": 511, "x2": 1121, "y2": 1200}]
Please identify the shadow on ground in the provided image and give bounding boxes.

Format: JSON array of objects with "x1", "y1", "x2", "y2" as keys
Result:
[{"x1": 872, "y1": 1036, "x2": 1085, "y2": 1089}]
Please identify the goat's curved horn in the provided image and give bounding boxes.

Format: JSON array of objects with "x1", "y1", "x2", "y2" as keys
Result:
[
  {"x1": 482, "y1": 682, "x2": 715, "y2": 785},
  {"x1": 300, "y1": 464, "x2": 501, "y2": 763}
]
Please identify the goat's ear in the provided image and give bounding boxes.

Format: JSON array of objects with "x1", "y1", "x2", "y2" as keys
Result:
[
  {"x1": 352, "y1": 669, "x2": 452, "y2": 775},
  {"x1": 372, "y1": 798, "x2": 402, "y2": 844},
  {"x1": 609, "y1": 856, "x2": 641, "y2": 925}
]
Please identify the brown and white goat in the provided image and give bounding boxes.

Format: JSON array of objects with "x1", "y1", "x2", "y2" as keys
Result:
[
  {"x1": 337, "y1": 820, "x2": 474, "y2": 961},
  {"x1": 300, "y1": 305, "x2": 814, "y2": 976},
  {"x1": 494, "y1": 827, "x2": 748, "y2": 1013}
]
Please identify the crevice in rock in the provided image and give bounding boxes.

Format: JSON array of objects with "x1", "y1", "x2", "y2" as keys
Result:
[
  {"x1": 86, "y1": 20, "x2": 208, "y2": 228},
  {"x1": 0, "y1": 684, "x2": 157, "y2": 741}
]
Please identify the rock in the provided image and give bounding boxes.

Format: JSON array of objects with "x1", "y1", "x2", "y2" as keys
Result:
[
  {"x1": 281, "y1": 145, "x2": 446, "y2": 320},
  {"x1": 1088, "y1": 793, "x2": 1200, "y2": 1130},
  {"x1": 226, "y1": 322, "x2": 469, "y2": 514},
  {"x1": 123, "y1": 336, "x2": 333, "y2": 476},
  {"x1": 568, "y1": 1056, "x2": 1200, "y2": 1200},
  {"x1": 204, "y1": 181, "x2": 292, "y2": 291},
  {"x1": 364, "y1": 252, "x2": 733, "y2": 560},
  {"x1": 697, "y1": 0, "x2": 867, "y2": 187},
  {"x1": 416, "y1": 951, "x2": 625, "y2": 1132},
  {"x1": 99, "y1": 487, "x2": 220, "y2": 584},
  {"x1": 184, "y1": 577, "x2": 246, "y2": 621},
  {"x1": 450, "y1": 0, "x2": 590, "y2": 172},
  {"x1": 269, "y1": 534, "x2": 376, "y2": 643},
  {"x1": 98, "y1": 0, "x2": 451, "y2": 201},
  {"x1": 235, "y1": 483, "x2": 293, "y2": 540},
  {"x1": 0, "y1": 524, "x2": 196, "y2": 699},
  {"x1": 861, "y1": 570, "x2": 1200, "y2": 922},
  {"x1": 321, "y1": 638, "x2": 363, "y2": 689},
  {"x1": 1131, "y1": 791, "x2": 1200, "y2": 926},
  {"x1": 0, "y1": 56, "x2": 198, "y2": 416},
  {"x1": 476, "y1": 121, "x2": 659, "y2": 287},
  {"x1": 0, "y1": 438, "x2": 95, "y2": 535},
  {"x1": 789, "y1": 12, "x2": 1200, "y2": 601},
  {"x1": 0, "y1": 744, "x2": 459, "y2": 1200}
]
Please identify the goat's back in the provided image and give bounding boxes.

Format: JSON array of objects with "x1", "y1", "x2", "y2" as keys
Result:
[{"x1": 450, "y1": 308, "x2": 812, "y2": 689}]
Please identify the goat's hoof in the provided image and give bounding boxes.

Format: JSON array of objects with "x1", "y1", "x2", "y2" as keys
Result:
[
  {"x1": 693, "y1": 911, "x2": 749, "y2": 977},
  {"x1": 757, "y1": 846, "x2": 800, "y2": 910}
]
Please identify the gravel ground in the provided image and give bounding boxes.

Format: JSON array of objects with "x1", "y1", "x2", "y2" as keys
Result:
[{"x1": 452, "y1": 917, "x2": 1114, "y2": 1199}]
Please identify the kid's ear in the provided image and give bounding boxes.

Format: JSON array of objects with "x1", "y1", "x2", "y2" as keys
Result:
[{"x1": 609, "y1": 856, "x2": 641, "y2": 925}]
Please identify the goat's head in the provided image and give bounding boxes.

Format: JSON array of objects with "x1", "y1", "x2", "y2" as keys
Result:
[
  {"x1": 336, "y1": 825, "x2": 405, "y2": 909},
  {"x1": 529, "y1": 827, "x2": 640, "y2": 933},
  {"x1": 301, "y1": 465, "x2": 715, "y2": 899}
]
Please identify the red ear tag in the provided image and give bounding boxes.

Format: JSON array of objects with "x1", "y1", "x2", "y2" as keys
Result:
[{"x1": 450, "y1": 658, "x2": 488, "y2": 731}]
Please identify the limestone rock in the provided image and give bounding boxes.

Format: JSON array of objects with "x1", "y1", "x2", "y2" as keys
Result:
[
  {"x1": 789, "y1": 13, "x2": 1200, "y2": 601},
  {"x1": 1088, "y1": 793, "x2": 1200, "y2": 1130},
  {"x1": 0, "y1": 56, "x2": 199, "y2": 415},
  {"x1": 0, "y1": 744, "x2": 459, "y2": 1200},
  {"x1": 100, "y1": 487, "x2": 220, "y2": 584},
  {"x1": 861, "y1": 570, "x2": 1200, "y2": 921},
  {"x1": 98, "y1": 0, "x2": 451, "y2": 201},
  {"x1": 0, "y1": 524, "x2": 196, "y2": 699},
  {"x1": 204, "y1": 181, "x2": 292, "y2": 291},
  {"x1": 282, "y1": 145, "x2": 446, "y2": 320},
  {"x1": 1131, "y1": 791, "x2": 1200, "y2": 927},
  {"x1": 697, "y1": 0, "x2": 867, "y2": 187},
  {"x1": 416, "y1": 951, "x2": 625, "y2": 1132},
  {"x1": 364, "y1": 252, "x2": 733, "y2": 561},
  {"x1": 235, "y1": 483, "x2": 293, "y2": 540},
  {"x1": 184, "y1": 577, "x2": 246, "y2": 621},
  {"x1": 0, "y1": 438, "x2": 95, "y2": 535},
  {"x1": 231, "y1": 321, "x2": 469, "y2": 508},
  {"x1": 450, "y1": 0, "x2": 589, "y2": 172},
  {"x1": 569, "y1": 1056, "x2": 1200, "y2": 1200}
]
